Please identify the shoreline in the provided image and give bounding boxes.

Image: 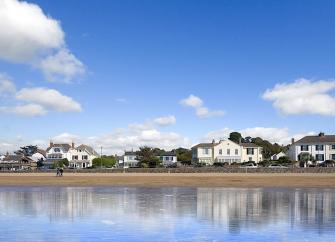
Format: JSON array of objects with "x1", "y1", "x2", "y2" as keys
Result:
[{"x1": 0, "y1": 173, "x2": 335, "y2": 188}]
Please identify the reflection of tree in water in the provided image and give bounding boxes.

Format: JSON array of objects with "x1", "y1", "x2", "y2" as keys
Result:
[{"x1": 196, "y1": 188, "x2": 335, "y2": 234}]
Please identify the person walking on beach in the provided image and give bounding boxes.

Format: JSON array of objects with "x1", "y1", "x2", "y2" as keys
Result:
[
  {"x1": 59, "y1": 167, "x2": 64, "y2": 176},
  {"x1": 56, "y1": 167, "x2": 60, "y2": 177}
]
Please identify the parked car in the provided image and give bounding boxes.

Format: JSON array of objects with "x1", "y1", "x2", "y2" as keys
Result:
[
  {"x1": 268, "y1": 164, "x2": 288, "y2": 168},
  {"x1": 240, "y1": 163, "x2": 258, "y2": 168}
]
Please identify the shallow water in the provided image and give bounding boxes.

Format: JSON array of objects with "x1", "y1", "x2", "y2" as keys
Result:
[{"x1": 0, "y1": 187, "x2": 334, "y2": 241}]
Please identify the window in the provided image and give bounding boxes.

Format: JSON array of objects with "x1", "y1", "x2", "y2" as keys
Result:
[
  {"x1": 315, "y1": 154, "x2": 324, "y2": 161},
  {"x1": 315, "y1": 145, "x2": 324, "y2": 151},
  {"x1": 82, "y1": 155, "x2": 88, "y2": 160},
  {"x1": 249, "y1": 157, "x2": 252, "y2": 161},
  {"x1": 332, "y1": 145, "x2": 335, "y2": 150},
  {"x1": 301, "y1": 145, "x2": 309, "y2": 151},
  {"x1": 227, "y1": 149, "x2": 230, "y2": 155},
  {"x1": 332, "y1": 154, "x2": 335, "y2": 160},
  {"x1": 54, "y1": 148, "x2": 61, "y2": 152},
  {"x1": 247, "y1": 148, "x2": 254, "y2": 155},
  {"x1": 203, "y1": 148, "x2": 209, "y2": 155},
  {"x1": 235, "y1": 149, "x2": 238, "y2": 155},
  {"x1": 219, "y1": 149, "x2": 222, "y2": 155},
  {"x1": 72, "y1": 155, "x2": 78, "y2": 160}
]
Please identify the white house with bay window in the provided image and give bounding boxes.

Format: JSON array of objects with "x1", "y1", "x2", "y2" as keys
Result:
[
  {"x1": 46, "y1": 142, "x2": 98, "y2": 168},
  {"x1": 192, "y1": 139, "x2": 263, "y2": 165},
  {"x1": 160, "y1": 151, "x2": 177, "y2": 166},
  {"x1": 288, "y1": 133, "x2": 335, "y2": 163}
]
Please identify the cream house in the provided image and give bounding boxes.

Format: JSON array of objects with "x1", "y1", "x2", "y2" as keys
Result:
[
  {"x1": 192, "y1": 139, "x2": 263, "y2": 165},
  {"x1": 240, "y1": 143, "x2": 263, "y2": 163}
]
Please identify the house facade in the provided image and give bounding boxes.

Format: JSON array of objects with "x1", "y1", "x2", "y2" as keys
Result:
[
  {"x1": 192, "y1": 139, "x2": 263, "y2": 165},
  {"x1": 0, "y1": 155, "x2": 37, "y2": 171},
  {"x1": 288, "y1": 133, "x2": 335, "y2": 163},
  {"x1": 123, "y1": 151, "x2": 138, "y2": 168},
  {"x1": 46, "y1": 142, "x2": 98, "y2": 169},
  {"x1": 160, "y1": 151, "x2": 177, "y2": 166}
]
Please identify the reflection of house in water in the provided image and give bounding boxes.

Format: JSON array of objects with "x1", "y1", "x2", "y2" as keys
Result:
[
  {"x1": 0, "y1": 187, "x2": 334, "y2": 235},
  {"x1": 196, "y1": 188, "x2": 335, "y2": 234}
]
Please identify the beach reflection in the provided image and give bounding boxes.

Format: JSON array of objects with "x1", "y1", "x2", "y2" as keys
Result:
[{"x1": 0, "y1": 187, "x2": 334, "y2": 241}]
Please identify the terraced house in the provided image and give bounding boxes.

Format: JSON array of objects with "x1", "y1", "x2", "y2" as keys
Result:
[
  {"x1": 192, "y1": 139, "x2": 263, "y2": 165},
  {"x1": 288, "y1": 133, "x2": 335, "y2": 164}
]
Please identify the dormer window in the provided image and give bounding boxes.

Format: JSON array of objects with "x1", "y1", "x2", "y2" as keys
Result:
[{"x1": 54, "y1": 148, "x2": 61, "y2": 152}]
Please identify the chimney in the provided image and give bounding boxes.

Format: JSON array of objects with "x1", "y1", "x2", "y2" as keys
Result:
[
  {"x1": 71, "y1": 141, "x2": 75, "y2": 149},
  {"x1": 50, "y1": 140, "x2": 53, "y2": 147},
  {"x1": 238, "y1": 137, "x2": 242, "y2": 144},
  {"x1": 319, "y1": 132, "x2": 325, "y2": 137},
  {"x1": 291, "y1": 138, "x2": 295, "y2": 144},
  {"x1": 212, "y1": 139, "x2": 215, "y2": 144}
]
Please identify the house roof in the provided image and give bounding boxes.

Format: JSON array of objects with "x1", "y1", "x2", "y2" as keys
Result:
[
  {"x1": 294, "y1": 135, "x2": 335, "y2": 144},
  {"x1": 161, "y1": 151, "x2": 176, "y2": 156},
  {"x1": 2, "y1": 155, "x2": 34, "y2": 163},
  {"x1": 46, "y1": 144, "x2": 71, "y2": 152},
  {"x1": 192, "y1": 143, "x2": 218, "y2": 149},
  {"x1": 76, "y1": 144, "x2": 99, "y2": 156},
  {"x1": 124, "y1": 151, "x2": 137, "y2": 156},
  {"x1": 240, "y1": 143, "x2": 261, "y2": 148}
]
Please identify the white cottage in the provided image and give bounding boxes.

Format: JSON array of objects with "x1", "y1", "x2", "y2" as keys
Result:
[
  {"x1": 160, "y1": 151, "x2": 177, "y2": 166},
  {"x1": 46, "y1": 142, "x2": 98, "y2": 169}
]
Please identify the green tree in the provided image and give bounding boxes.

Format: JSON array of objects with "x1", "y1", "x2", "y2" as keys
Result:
[
  {"x1": 92, "y1": 156, "x2": 116, "y2": 168},
  {"x1": 229, "y1": 132, "x2": 242, "y2": 144},
  {"x1": 174, "y1": 147, "x2": 192, "y2": 165},
  {"x1": 137, "y1": 146, "x2": 161, "y2": 168},
  {"x1": 53, "y1": 158, "x2": 69, "y2": 168}
]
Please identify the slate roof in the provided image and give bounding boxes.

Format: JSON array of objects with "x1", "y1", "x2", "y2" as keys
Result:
[
  {"x1": 46, "y1": 144, "x2": 71, "y2": 152},
  {"x1": 192, "y1": 143, "x2": 218, "y2": 149},
  {"x1": 161, "y1": 151, "x2": 177, "y2": 156},
  {"x1": 76, "y1": 144, "x2": 99, "y2": 156},
  {"x1": 124, "y1": 151, "x2": 137, "y2": 156},
  {"x1": 294, "y1": 135, "x2": 335, "y2": 144}
]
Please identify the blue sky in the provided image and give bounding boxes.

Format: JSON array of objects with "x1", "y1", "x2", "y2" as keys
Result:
[{"x1": 0, "y1": 0, "x2": 335, "y2": 154}]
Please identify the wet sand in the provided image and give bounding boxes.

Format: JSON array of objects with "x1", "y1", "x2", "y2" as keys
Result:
[{"x1": 0, "y1": 173, "x2": 334, "y2": 188}]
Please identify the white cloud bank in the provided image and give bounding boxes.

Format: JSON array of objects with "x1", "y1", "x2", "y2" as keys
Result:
[
  {"x1": 0, "y1": 0, "x2": 84, "y2": 82},
  {"x1": 16, "y1": 87, "x2": 82, "y2": 112},
  {"x1": 262, "y1": 78, "x2": 335, "y2": 116},
  {"x1": 203, "y1": 127, "x2": 315, "y2": 145},
  {"x1": 153, "y1": 115, "x2": 176, "y2": 126},
  {"x1": 0, "y1": 78, "x2": 82, "y2": 116},
  {"x1": 180, "y1": 94, "x2": 225, "y2": 118}
]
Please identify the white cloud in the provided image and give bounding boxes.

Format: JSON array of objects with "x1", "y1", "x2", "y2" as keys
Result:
[
  {"x1": 153, "y1": 115, "x2": 176, "y2": 126},
  {"x1": 16, "y1": 87, "x2": 82, "y2": 112},
  {"x1": 203, "y1": 127, "x2": 315, "y2": 145},
  {"x1": 52, "y1": 132, "x2": 79, "y2": 143},
  {"x1": 0, "y1": 0, "x2": 84, "y2": 82},
  {"x1": 262, "y1": 78, "x2": 335, "y2": 116},
  {"x1": 0, "y1": 104, "x2": 46, "y2": 116},
  {"x1": 0, "y1": 74, "x2": 16, "y2": 94},
  {"x1": 38, "y1": 48, "x2": 85, "y2": 83},
  {"x1": 180, "y1": 94, "x2": 225, "y2": 118},
  {"x1": 0, "y1": 0, "x2": 64, "y2": 62}
]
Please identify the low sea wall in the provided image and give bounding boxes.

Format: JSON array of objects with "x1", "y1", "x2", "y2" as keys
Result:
[{"x1": 2, "y1": 167, "x2": 335, "y2": 173}]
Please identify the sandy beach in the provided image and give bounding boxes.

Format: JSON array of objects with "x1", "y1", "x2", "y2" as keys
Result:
[{"x1": 0, "y1": 173, "x2": 334, "y2": 188}]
